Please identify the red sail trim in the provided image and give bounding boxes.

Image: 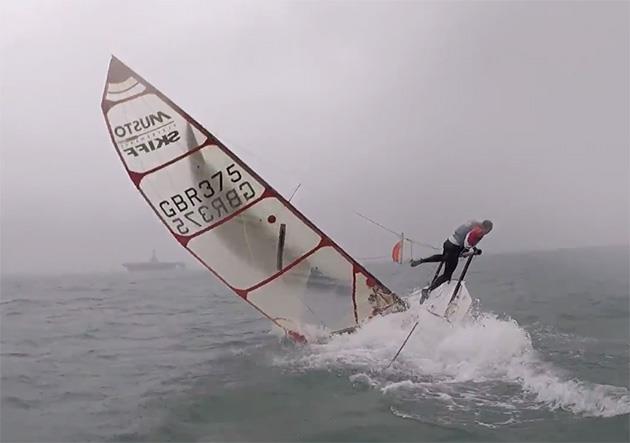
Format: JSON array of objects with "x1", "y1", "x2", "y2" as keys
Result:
[
  {"x1": 100, "y1": 56, "x2": 397, "y2": 339},
  {"x1": 123, "y1": 141, "x2": 214, "y2": 187},
  {"x1": 183, "y1": 242, "x2": 306, "y2": 341},
  {"x1": 102, "y1": 56, "x2": 393, "y2": 304},
  {"x1": 101, "y1": 58, "x2": 315, "y2": 343},
  {"x1": 173, "y1": 189, "x2": 275, "y2": 246},
  {"x1": 209, "y1": 136, "x2": 394, "y2": 302},
  {"x1": 244, "y1": 237, "x2": 325, "y2": 293},
  {"x1": 101, "y1": 102, "x2": 214, "y2": 181},
  {"x1": 128, "y1": 171, "x2": 144, "y2": 187},
  {"x1": 135, "y1": 186, "x2": 324, "y2": 296},
  {"x1": 100, "y1": 91, "x2": 207, "y2": 188},
  {"x1": 129, "y1": 141, "x2": 214, "y2": 183},
  {"x1": 134, "y1": 180, "x2": 267, "y2": 251},
  {"x1": 183, "y1": 245, "x2": 239, "y2": 293}
]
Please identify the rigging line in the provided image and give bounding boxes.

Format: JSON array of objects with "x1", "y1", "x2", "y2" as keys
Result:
[
  {"x1": 288, "y1": 183, "x2": 302, "y2": 203},
  {"x1": 207, "y1": 135, "x2": 440, "y2": 254},
  {"x1": 207, "y1": 134, "x2": 428, "y2": 246},
  {"x1": 354, "y1": 211, "x2": 401, "y2": 237},
  {"x1": 354, "y1": 212, "x2": 439, "y2": 251},
  {"x1": 215, "y1": 134, "x2": 308, "y2": 185},
  {"x1": 358, "y1": 255, "x2": 391, "y2": 261}
]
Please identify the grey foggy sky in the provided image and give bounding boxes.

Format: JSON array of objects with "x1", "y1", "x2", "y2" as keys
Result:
[{"x1": 1, "y1": 0, "x2": 628, "y2": 274}]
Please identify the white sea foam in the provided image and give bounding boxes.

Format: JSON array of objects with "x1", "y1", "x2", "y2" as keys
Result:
[{"x1": 280, "y1": 291, "x2": 630, "y2": 419}]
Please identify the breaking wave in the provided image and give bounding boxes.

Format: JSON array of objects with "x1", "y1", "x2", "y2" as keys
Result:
[{"x1": 276, "y1": 291, "x2": 630, "y2": 422}]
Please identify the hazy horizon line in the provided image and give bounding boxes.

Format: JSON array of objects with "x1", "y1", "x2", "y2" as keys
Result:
[{"x1": 2, "y1": 242, "x2": 627, "y2": 278}]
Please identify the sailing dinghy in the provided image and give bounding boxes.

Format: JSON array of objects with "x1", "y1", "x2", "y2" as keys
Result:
[{"x1": 100, "y1": 56, "x2": 407, "y2": 342}]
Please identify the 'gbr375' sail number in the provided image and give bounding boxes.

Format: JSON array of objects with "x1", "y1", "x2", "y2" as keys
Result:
[{"x1": 158, "y1": 163, "x2": 258, "y2": 235}]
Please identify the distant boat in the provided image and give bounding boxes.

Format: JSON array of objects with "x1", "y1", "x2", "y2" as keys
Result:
[{"x1": 122, "y1": 250, "x2": 185, "y2": 272}]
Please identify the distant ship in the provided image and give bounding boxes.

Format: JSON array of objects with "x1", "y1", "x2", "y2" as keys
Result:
[{"x1": 122, "y1": 250, "x2": 186, "y2": 272}]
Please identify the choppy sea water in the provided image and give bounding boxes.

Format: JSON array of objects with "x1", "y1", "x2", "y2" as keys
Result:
[{"x1": 1, "y1": 246, "x2": 629, "y2": 442}]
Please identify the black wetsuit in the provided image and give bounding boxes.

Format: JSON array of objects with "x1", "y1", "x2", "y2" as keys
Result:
[{"x1": 421, "y1": 240, "x2": 464, "y2": 291}]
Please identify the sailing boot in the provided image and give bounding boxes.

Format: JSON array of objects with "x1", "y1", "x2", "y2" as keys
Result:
[
  {"x1": 419, "y1": 287, "x2": 430, "y2": 305},
  {"x1": 410, "y1": 258, "x2": 425, "y2": 267}
]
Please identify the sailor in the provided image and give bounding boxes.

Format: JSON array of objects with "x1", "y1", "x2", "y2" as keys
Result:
[{"x1": 410, "y1": 220, "x2": 493, "y2": 303}]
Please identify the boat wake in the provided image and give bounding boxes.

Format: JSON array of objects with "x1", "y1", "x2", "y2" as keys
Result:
[{"x1": 275, "y1": 291, "x2": 630, "y2": 424}]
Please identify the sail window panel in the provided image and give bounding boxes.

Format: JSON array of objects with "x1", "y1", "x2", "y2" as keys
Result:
[
  {"x1": 140, "y1": 145, "x2": 265, "y2": 237},
  {"x1": 247, "y1": 246, "x2": 355, "y2": 334},
  {"x1": 354, "y1": 272, "x2": 380, "y2": 322},
  {"x1": 106, "y1": 93, "x2": 206, "y2": 173},
  {"x1": 187, "y1": 197, "x2": 322, "y2": 290}
]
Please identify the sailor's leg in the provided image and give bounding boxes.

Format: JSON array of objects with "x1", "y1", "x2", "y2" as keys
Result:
[
  {"x1": 420, "y1": 254, "x2": 444, "y2": 263},
  {"x1": 428, "y1": 274, "x2": 447, "y2": 292},
  {"x1": 412, "y1": 254, "x2": 443, "y2": 267},
  {"x1": 428, "y1": 250, "x2": 459, "y2": 291}
]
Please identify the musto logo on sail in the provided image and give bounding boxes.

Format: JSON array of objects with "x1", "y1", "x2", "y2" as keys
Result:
[
  {"x1": 114, "y1": 111, "x2": 179, "y2": 157},
  {"x1": 158, "y1": 163, "x2": 258, "y2": 235}
]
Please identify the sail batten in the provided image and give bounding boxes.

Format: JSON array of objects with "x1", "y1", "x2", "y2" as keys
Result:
[{"x1": 101, "y1": 56, "x2": 405, "y2": 340}]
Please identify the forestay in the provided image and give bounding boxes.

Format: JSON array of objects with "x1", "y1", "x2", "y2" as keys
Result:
[{"x1": 100, "y1": 56, "x2": 405, "y2": 342}]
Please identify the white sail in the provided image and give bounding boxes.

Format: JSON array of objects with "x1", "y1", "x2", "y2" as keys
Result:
[{"x1": 101, "y1": 56, "x2": 405, "y2": 341}]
